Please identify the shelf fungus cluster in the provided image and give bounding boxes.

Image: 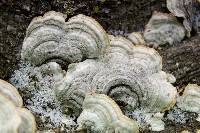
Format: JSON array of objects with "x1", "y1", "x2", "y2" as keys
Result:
[
  {"x1": 54, "y1": 34, "x2": 177, "y2": 117},
  {"x1": 177, "y1": 84, "x2": 200, "y2": 122},
  {"x1": 77, "y1": 93, "x2": 139, "y2": 133},
  {"x1": 21, "y1": 11, "x2": 178, "y2": 132},
  {"x1": 0, "y1": 79, "x2": 36, "y2": 133}
]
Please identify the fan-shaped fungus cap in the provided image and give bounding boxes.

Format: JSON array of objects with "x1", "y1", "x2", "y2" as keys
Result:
[
  {"x1": 0, "y1": 79, "x2": 23, "y2": 107},
  {"x1": 144, "y1": 12, "x2": 185, "y2": 46},
  {"x1": 177, "y1": 84, "x2": 200, "y2": 121},
  {"x1": 22, "y1": 11, "x2": 109, "y2": 66},
  {"x1": 77, "y1": 93, "x2": 139, "y2": 133},
  {"x1": 0, "y1": 80, "x2": 36, "y2": 133}
]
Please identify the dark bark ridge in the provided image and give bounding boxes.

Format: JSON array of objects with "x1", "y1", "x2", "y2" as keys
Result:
[{"x1": 160, "y1": 35, "x2": 200, "y2": 88}]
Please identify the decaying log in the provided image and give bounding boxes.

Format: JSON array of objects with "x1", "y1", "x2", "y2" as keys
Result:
[{"x1": 159, "y1": 35, "x2": 200, "y2": 88}]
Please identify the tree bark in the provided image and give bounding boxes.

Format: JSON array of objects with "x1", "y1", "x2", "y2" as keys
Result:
[{"x1": 159, "y1": 35, "x2": 200, "y2": 88}]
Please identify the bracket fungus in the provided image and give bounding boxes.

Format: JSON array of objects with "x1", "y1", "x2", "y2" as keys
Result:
[
  {"x1": 0, "y1": 79, "x2": 36, "y2": 133},
  {"x1": 167, "y1": 0, "x2": 193, "y2": 37},
  {"x1": 167, "y1": 0, "x2": 200, "y2": 36},
  {"x1": 77, "y1": 93, "x2": 139, "y2": 133},
  {"x1": 177, "y1": 84, "x2": 200, "y2": 121},
  {"x1": 0, "y1": 79, "x2": 23, "y2": 107},
  {"x1": 21, "y1": 11, "x2": 109, "y2": 66},
  {"x1": 20, "y1": 11, "x2": 178, "y2": 131},
  {"x1": 144, "y1": 12, "x2": 185, "y2": 46}
]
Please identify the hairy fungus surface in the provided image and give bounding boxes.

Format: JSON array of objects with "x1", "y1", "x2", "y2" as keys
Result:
[
  {"x1": 21, "y1": 11, "x2": 109, "y2": 66},
  {"x1": 0, "y1": 79, "x2": 36, "y2": 133},
  {"x1": 55, "y1": 34, "x2": 177, "y2": 115}
]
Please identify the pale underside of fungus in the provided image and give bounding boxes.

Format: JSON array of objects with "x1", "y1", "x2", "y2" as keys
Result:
[
  {"x1": 20, "y1": 11, "x2": 178, "y2": 131},
  {"x1": 177, "y1": 84, "x2": 200, "y2": 122},
  {"x1": 77, "y1": 93, "x2": 139, "y2": 133},
  {"x1": 0, "y1": 79, "x2": 36, "y2": 133},
  {"x1": 144, "y1": 12, "x2": 185, "y2": 46}
]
